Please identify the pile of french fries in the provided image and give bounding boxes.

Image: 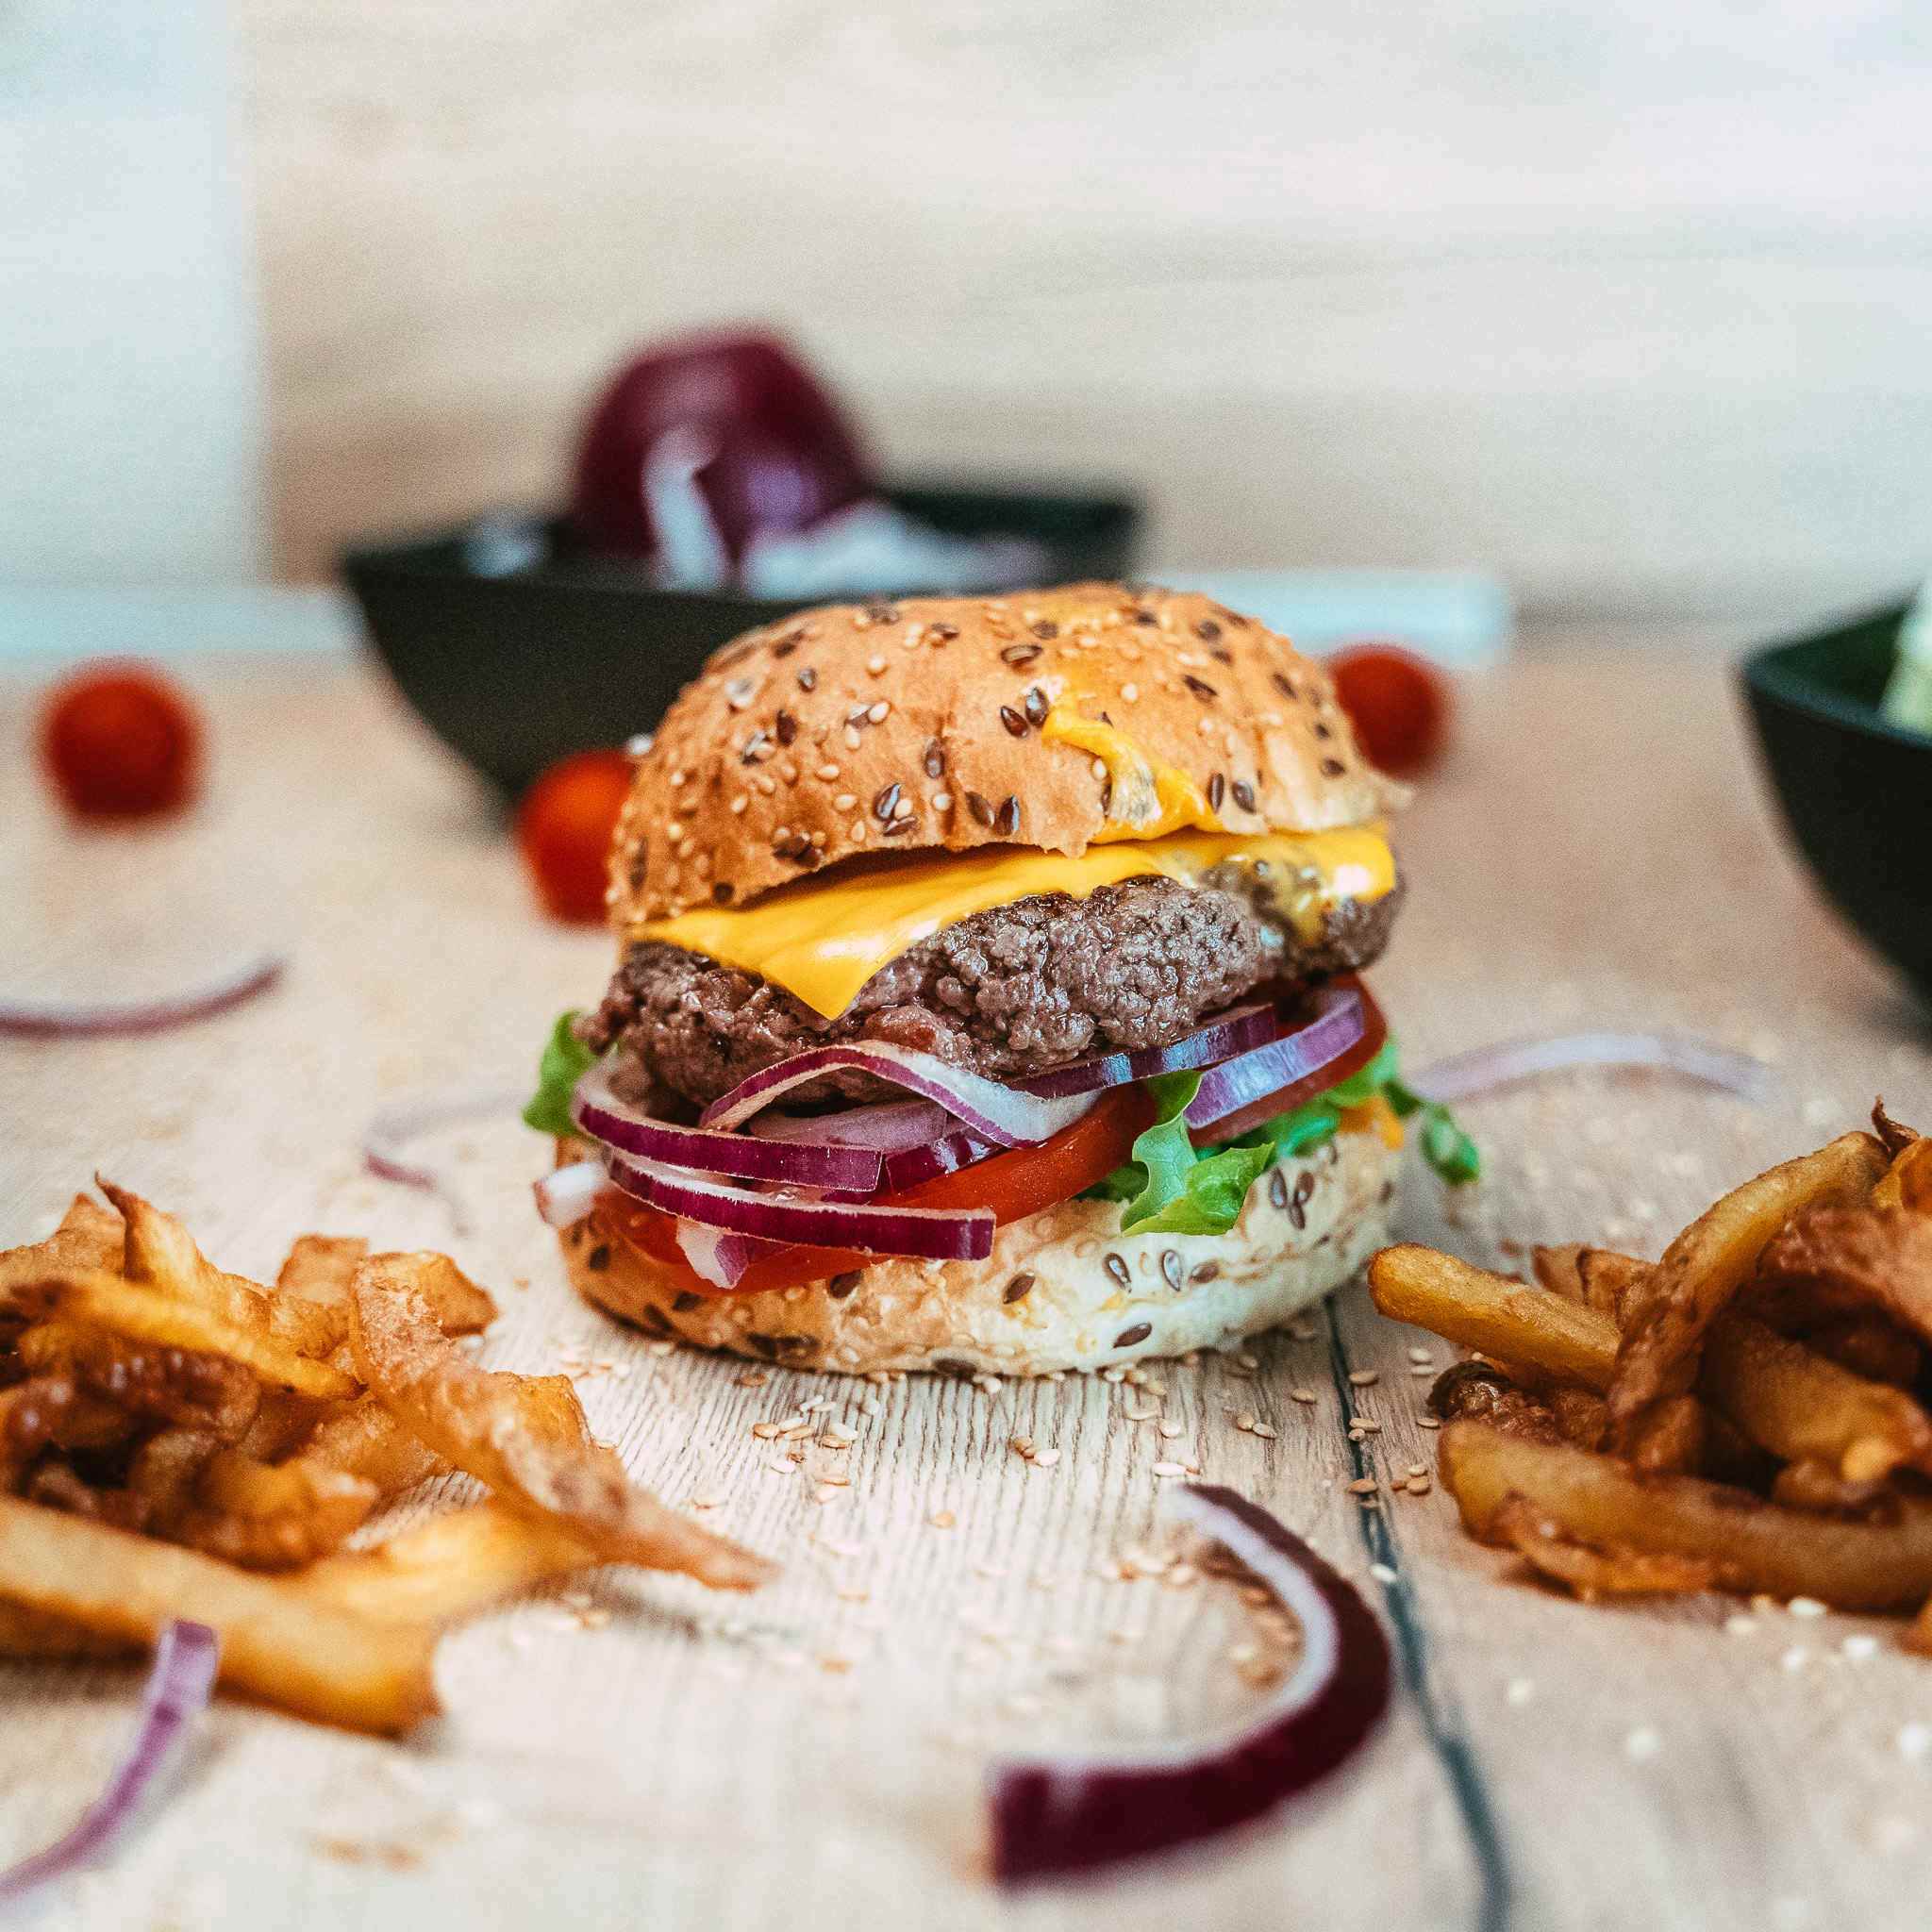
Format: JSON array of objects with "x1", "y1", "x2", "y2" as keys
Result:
[
  {"x1": 1369, "y1": 1105, "x2": 1932, "y2": 1643},
  {"x1": 0, "y1": 1185, "x2": 770, "y2": 1733}
]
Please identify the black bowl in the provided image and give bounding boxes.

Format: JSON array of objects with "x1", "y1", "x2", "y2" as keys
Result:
[
  {"x1": 342, "y1": 479, "x2": 1139, "y2": 796},
  {"x1": 1740, "y1": 599, "x2": 1932, "y2": 1006}
]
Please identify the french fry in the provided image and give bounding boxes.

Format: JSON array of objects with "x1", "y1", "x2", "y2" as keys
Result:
[
  {"x1": 1605, "y1": 1132, "x2": 1886, "y2": 1451},
  {"x1": 1798, "y1": 1314, "x2": 1924, "y2": 1391},
  {"x1": 1770, "y1": 1458, "x2": 1894, "y2": 1516},
  {"x1": 1624, "y1": 1393, "x2": 1707, "y2": 1476},
  {"x1": 15, "y1": 1319, "x2": 259, "y2": 1438},
  {"x1": 1531, "y1": 1245, "x2": 1589, "y2": 1303},
  {"x1": 1427, "y1": 1360, "x2": 1563, "y2": 1442},
  {"x1": 1491, "y1": 1496, "x2": 1721, "y2": 1599},
  {"x1": 172, "y1": 1449, "x2": 379, "y2": 1571},
  {"x1": 350, "y1": 1255, "x2": 771, "y2": 1591},
  {"x1": 125, "y1": 1426, "x2": 222, "y2": 1533},
  {"x1": 374, "y1": 1251, "x2": 497, "y2": 1337},
  {"x1": 1873, "y1": 1139, "x2": 1932, "y2": 1213},
  {"x1": 1370, "y1": 1246, "x2": 1618, "y2": 1391},
  {"x1": 100, "y1": 1181, "x2": 342, "y2": 1361},
  {"x1": 1757, "y1": 1204, "x2": 1932, "y2": 1348},
  {"x1": 0, "y1": 1599, "x2": 136, "y2": 1662},
  {"x1": 297, "y1": 1397, "x2": 443, "y2": 1497},
  {"x1": 7, "y1": 1271, "x2": 356, "y2": 1401},
  {"x1": 299, "y1": 1503, "x2": 601, "y2": 1624},
  {"x1": 0, "y1": 1494, "x2": 435, "y2": 1732},
  {"x1": 1700, "y1": 1311, "x2": 1932, "y2": 1483},
  {"x1": 1440, "y1": 1421, "x2": 1932, "y2": 1611}
]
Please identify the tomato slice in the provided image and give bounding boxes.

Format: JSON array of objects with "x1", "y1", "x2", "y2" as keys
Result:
[{"x1": 603, "y1": 977, "x2": 1387, "y2": 1299}]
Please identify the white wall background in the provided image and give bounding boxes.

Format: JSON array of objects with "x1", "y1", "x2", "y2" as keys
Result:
[
  {"x1": 8, "y1": 1, "x2": 1932, "y2": 612},
  {"x1": 0, "y1": 0, "x2": 264, "y2": 583}
]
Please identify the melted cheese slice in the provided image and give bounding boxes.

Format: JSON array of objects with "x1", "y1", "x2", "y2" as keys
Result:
[
  {"x1": 1038, "y1": 706, "x2": 1225, "y2": 840},
  {"x1": 636, "y1": 824, "x2": 1394, "y2": 1019}
]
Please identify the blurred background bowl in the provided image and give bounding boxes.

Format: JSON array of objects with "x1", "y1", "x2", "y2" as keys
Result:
[
  {"x1": 344, "y1": 479, "x2": 1138, "y2": 795},
  {"x1": 1742, "y1": 601, "x2": 1932, "y2": 1008}
]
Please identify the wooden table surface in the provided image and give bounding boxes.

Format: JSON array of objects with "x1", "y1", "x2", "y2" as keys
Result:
[{"x1": 4, "y1": 629, "x2": 1930, "y2": 1932}]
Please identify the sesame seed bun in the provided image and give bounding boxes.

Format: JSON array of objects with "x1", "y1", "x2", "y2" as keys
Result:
[
  {"x1": 554, "y1": 1124, "x2": 1398, "y2": 1378},
  {"x1": 608, "y1": 582, "x2": 1402, "y2": 924}
]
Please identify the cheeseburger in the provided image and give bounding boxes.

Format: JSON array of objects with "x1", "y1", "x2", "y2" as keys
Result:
[{"x1": 527, "y1": 583, "x2": 1471, "y2": 1376}]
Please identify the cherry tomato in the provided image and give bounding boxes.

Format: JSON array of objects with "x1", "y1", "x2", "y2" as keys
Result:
[
  {"x1": 39, "y1": 663, "x2": 200, "y2": 820},
  {"x1": 1327, "y1": 643, "x2": 1450, "y2": 778},
  {"x1": 516, "y1": 749, "x2": 634, "y2": 923}
]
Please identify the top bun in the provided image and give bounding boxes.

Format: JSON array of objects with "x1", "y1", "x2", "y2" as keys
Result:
[{"x1": 608, "y1": 582, "x2": 1401, "y2": 924}]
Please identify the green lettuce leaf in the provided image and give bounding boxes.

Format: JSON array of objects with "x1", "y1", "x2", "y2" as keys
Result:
[
  {"x1": 523, "y1": 1010, "x2": 598, "y2": 1136},
  {"x1": 1085, "y1": 1031, "x2": 1479, "y2": 1238}
]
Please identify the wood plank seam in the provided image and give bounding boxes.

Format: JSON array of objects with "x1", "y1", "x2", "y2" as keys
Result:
[{"x1": 1324, "y1": 1304, "x2": 1519, "y2": 1932}]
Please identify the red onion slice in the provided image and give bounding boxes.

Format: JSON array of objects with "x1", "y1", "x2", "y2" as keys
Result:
[
  {"x1": 1018, "y1": 1001, "x2": 1283, "y2": 1099},
  {"x1": 879, "y1": 1123, "x2": 1001, "y2": 1192},
  {"x1": 533, "y1": 1158, "x2": 609, "y2": 1228},
  {"x1": 0, "y1": 953, "x2": 284, "y2": 1040},
  {"x1": 364, "y1": 1081, "x2": 527, "y2": 1237},
  {"x1": 1185, "y1": 985, "x2": 1367, "y2": 1136},
  {"x1": 746, "y1": 1098, "x2": 953, "y2": 1154},
  {"x1": 571, "y1": 1063, "x2": 884, "y2": 1190},
  {"x1": 674, "y1": 1219, "x2": 776, "y2": 1289},
  {"x1": 604, "y1": 1152, "x2": 994, "y2": 1261},
  {"x1": 989, "y1": 1487, "x2": 1391, "y2": 1887},
  {"x1": 699, "y1": 1043, "x2": 1093, "y2": 1149},
  {"x1": 1408, "y1": 1030, "x2": 1774, "y2": 1106},
  {"x1": 0, "y1": 1619, "x2": 219, "y2": 1905}
]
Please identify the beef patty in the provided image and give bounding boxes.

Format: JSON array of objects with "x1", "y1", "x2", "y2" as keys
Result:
[{"x1": 582, "y1": 870, "x2": 1400, "y2": 1111}]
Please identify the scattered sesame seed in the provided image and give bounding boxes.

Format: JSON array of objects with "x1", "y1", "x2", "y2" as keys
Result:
[
  {"x1": 1032, "y1": 1447, "x2": 1061, "y2": 1468},
  {"x1": 1346, "y1": 1477, "x2": 1378, "y2": 1496},
  {"x1": 929, "y1": 1509, "x2": 956, "y2": 1529},
  {"x1": 1787, "y1": 1596, "x2": 1827, "y2": 1619},
  {"x1": 866, "y1": 654, "x2": 887, "y2": 675},
  {"x1": 1898, "y1": 1722, "x2": 1932, "y2": 1761},
  {"x1": 1407, "y1": 1345, "x2": 1434, "y2": 1365},
  {"x1": 1370, "y1": 1562, "x2": 1397, "y2": 1585},
  {"x1": 816, "y1": 761, "x2": 840, "y2": 779},
  {"x1": 1152, "y1": 1461, "x2": 1187, "y2": 1478},
  {"x1": 1843, "y1": 1635, "x2": 1878, "y2": 1661},
  {"x1": 1417, "y1": 1415, "x2": 1441, "y2": 1429},
  {"x1": 1505, "y1": 1677, "x2": 1534, "y2": 1707},
  {"x1": 729, "y1": 794, "x2": 748, "y2": 814},
  {"x1": 867, "y1": 701, "x2": 890, "y2": 724},
  {"x1": 1290, "y1": 1387, "x2": 1318, "y2": 1404},
  {"x1": 1253, "y1": 1423, "x2": 1278, "y2": 1441},
  {"x1": 1348, "y1": 1369, "x2": 1380, "y2": 1388}
]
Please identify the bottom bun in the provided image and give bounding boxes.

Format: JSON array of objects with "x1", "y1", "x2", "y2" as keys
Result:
[{"x1": 556, "y1": 1124, "x2": 1400, "y2": 1378}]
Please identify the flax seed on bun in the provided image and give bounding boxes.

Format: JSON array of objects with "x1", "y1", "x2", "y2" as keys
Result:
[{"x1": 608, "y1": 582, "x2": 1402, "y2": 924}]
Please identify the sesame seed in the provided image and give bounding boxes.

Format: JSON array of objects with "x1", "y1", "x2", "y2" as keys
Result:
[
  {"x1": 1235, "y1": 1409, "x2": 1258, "y2": 1432},
  {"x1": 1787, "y1": 1596, "x2": 1826, "y2": 1619},
  {"x1": 1899, "y1": 1722, "x2": 1932, "y2": 1761},
  {"x1": 1417, "y1": 1415, "x2": 1441, "y2": 1429},
  {"x1": 933, "y1": 790, "x2": 953, "y2": 811},
  {"x1": 1843, "y1": 1634, "x2": 1878, "y2": 1661},
  {"x1": 1252, "y1": 1423, "x2": 1277, "y2": 1440},
  {"x1": 1032, "y1": 1447, "x2": 1061, "y2": 1468},
  {"x1": 1505, "y1": 1677, "x2": 1534, "y2": 1706},
  {"x1": 866, "y1": 654, "x2": 887, "y2": 675},
  {"x1": 833, "y1": 792, "x2": 857, "y2": 811},
  {"x1": 729, "y1": 794, "x2": 748, "y2": 814},
  {"x1": 867, "y1": 701, "x2": 890, "y2": 724},
  {"x1": 1370, "y1": 1562, "x2": 1398, "y2": 1585},
  {"x1": 1407, "y1": 1345, "x2": 1433, "y2": 1365},
  {"x1": 1158, "y1": 1419, "x2": 1183, "y2": 1440},
  {"x1": 816, "y1": 761, "x2": 840, "y2": 779},
  {"x1": 929, "y1": 1509, "x2": 956, "y2": 1529},
  {"x1": 1346, "y1": 1477, "x2": 1378, "y2": 1495},
  {"x1": 1152, "y1": 1461, "x2": 1187, "y2": 1478},
  {"x1": 1348, "y1": 1369, "x2": 1380, "y2": 1388},
  {"x1": 627, "y1": 733, "x2": 656, "y2": 758},
  {"x1": 755, "y1": 774, "x2": 776, "y2": 795},
  {"x1": 1289, "y1": 1387, "x2": 1318, "y2": 1404},
  {"x1": 1121, "y1": 682, "x2": 1139, "y2": 701},
  {"x1": 843, "y1": 725, "x2": 862, "y2": 749}
]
